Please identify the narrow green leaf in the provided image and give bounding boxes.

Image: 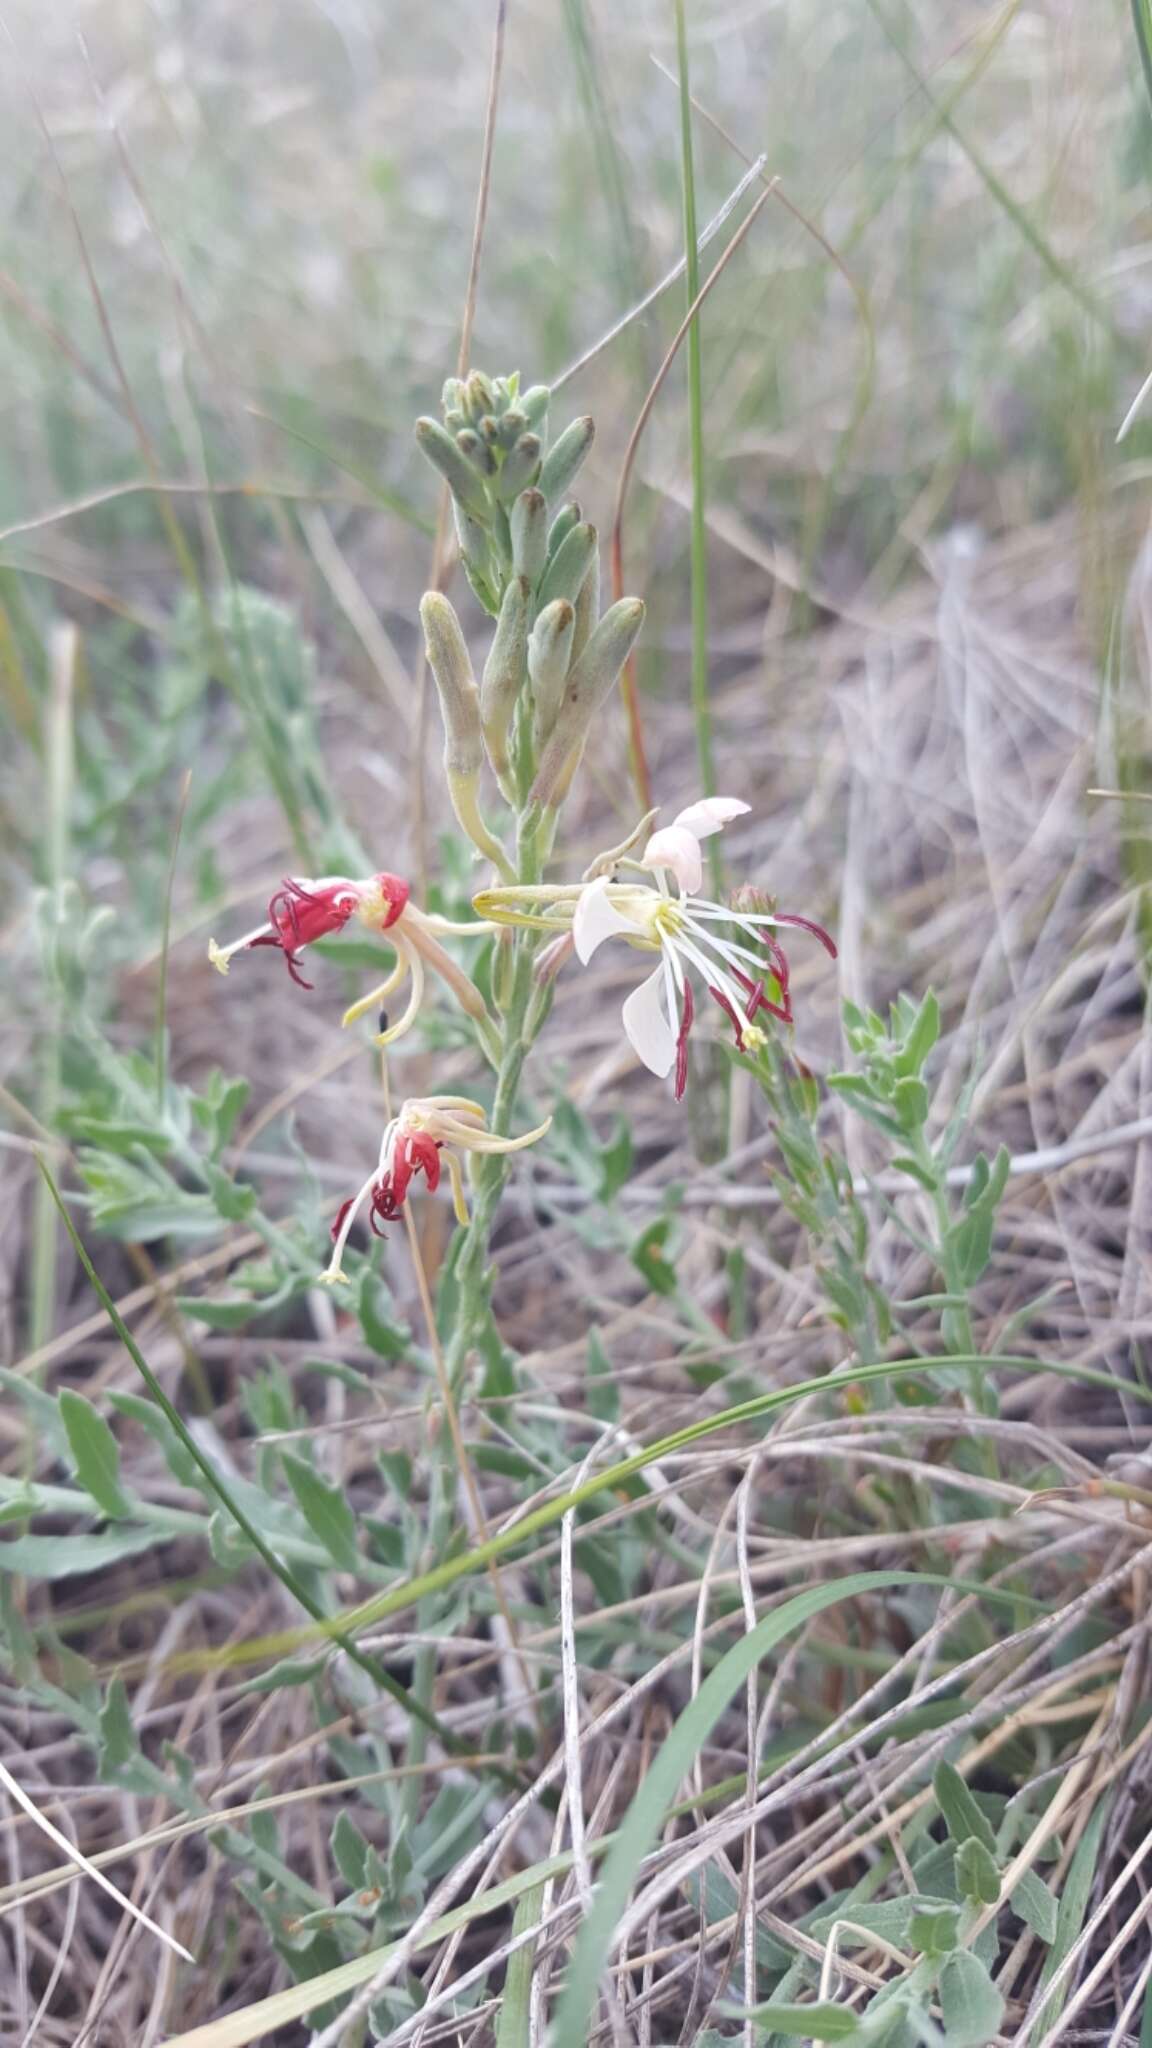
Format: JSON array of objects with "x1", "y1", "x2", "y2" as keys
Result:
[
  {"x1": 494, "y1": 1882, "x2": 544, "y2": 2048},
  {"x1": 548, "y1": 1571, "x2": 953, "y2": 2048},
  {"x1": 0, "y1": 1525, "x2": 160, "y2": 1578},
  {"x1": 281, "y1": 1453, "x2": 359, "y2": 1571},
  {"x1": 1034, "y1": 1791, "x2": 1114, "y2": 2033},
  {"x1": 934, "y1": 1761, "x2": 997, "y2": 1851},
  {"x1": 330, "y1": 1811, "x2": 370, "y2": 1891},
  {"x1": 1011, "y1": 1865, "x2": 1058, "y2": 1943},
  {"x1": 938, "y1": 1950, "x2": 1005, "y2": 2046},
  {"x1": 956, "y1": 1836, "x2": 1001, "y2": 1906},
  {"x1": 58, "y1": 1390, "x2": 131, "y2": 1518},
  {"x1": 739, "y1": 2001, "x2": 862, "y2": 2040}
]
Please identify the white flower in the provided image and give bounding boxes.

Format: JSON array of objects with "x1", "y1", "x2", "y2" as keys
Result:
[{"x1": 570, "y1": 797, "x2": 834, "y2": 1095}]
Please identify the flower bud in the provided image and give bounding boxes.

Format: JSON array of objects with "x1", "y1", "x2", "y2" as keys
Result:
[
  {"x1": 456, "y1": 426, "x2": 496, "y2": 475},
  {"x1": 511, "y1": 489, "x2": 548, "y2": 585},
  {"x1": 453, "y1": 503, "x2": 498, "y2": 616},
  {"x1": 495, "y1": 432, "x2": 542, "y2": 502},
  {"x1": 520, "y1": 383, "x2": 550, "y2": 428},
  {"x1": 570, "y1": 548, "x2": 600, "y2": 666},
  {"x1": 421, "y1": 593, "x2": 512, "y2": 877},
  {"x1": 538, "y1": 416, "x2": 594, "y2": 503},
  {"x1": 530, "y1": 597, "x2": 645, "y2": 809},
  {"x1": 481, "y1": 574, "x2": 531, "y2": 785},
  {"x1": 537, "y1": 521, "x2": 597, "y2": 611},
  {"x1": 464, "y1": 369, "x2": 497, "y2": 420},
  {"x1": 414, "y1": 418, "x2": 490, "y2": 521},
  {"x1": 529, "y1": 599, "x2": 576, "y2": 747},
  {"x1": 420, "y1": 591, "x2": 482, "y2": 781},
  {"x1": 546, "y1": 501, "x2": 581, "y2": 558},
  {"x1": 498, "y1": 407, "x2": 527, "y2": 447}
]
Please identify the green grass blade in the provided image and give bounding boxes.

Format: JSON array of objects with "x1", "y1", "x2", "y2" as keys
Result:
[
  {"x1": 1132, "y1": 0, "x2": 1152, "y2": 117},
  {"x1": 547, "y1": 1569, "x2": 952, "y2": 2048},
  {"x1": 35, "y1": 1161, "x2": 485, "y2": 1764},
  {"x1": 673, "y1": 0, "x2": 719, "y2": 888}
]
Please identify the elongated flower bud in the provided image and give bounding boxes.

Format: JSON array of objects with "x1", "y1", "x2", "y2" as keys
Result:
[
  {"x1": 538, "y1": 416, "x2": 594, "y2": 503},
  {"x1": 456, "y1": 426, "x2": 496, "y2": 476},
  {"x1": 452, "y1": 503, "x2": 499, "y2": 616},
  {"x1": 414, "y1": 418, "x2": 490, "y2": 520},
  {"x1": 495, "y1": 432, "x2": 542, "y2": 502},
  {"x1": 421, "y1": 592, "x2": 511, "y2": 876},
  {"x1": 421, "y1": 592, "x2": 482, "y2": 778},
  {"x1": 481, "y1": 574, "x2": 531, "y2": 786},
  {"x1": 570, "y1": 547, "x2": 600, "y2": 666},
  {"x1": 546, "y1": 501, "x2": 581, "y2": 559},
  {"x1": 529, "y1": 599, "x2": 576, "y2": 748},
  {"x1": 537, "y1": 521, "x2": 597, "y2": 611},
  {"x1": 511, "y1": 488, "x2": 548, "y2": 585},
  {"x1": 520, "y1": 383, "x2": 550, "y2": 428},
  {"x1": 530, "y1": 597, "x2": 645, "y2": 808}
]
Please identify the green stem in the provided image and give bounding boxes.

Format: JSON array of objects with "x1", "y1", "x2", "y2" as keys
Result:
[{"x1": 674, "y1": 0, "x2": 719, "y2": 896}]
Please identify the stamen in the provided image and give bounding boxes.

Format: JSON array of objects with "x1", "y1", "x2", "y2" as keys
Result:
[
  {"x1": 674, "y1": 979, "x2": 694, "y2": 1100},
  {"x1": 707, "y1": 983, "x2": 748, "y2": 1051}
]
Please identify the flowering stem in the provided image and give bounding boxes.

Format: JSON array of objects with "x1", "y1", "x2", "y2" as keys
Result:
[{"x1": 445, "y1": 811, "x2": 544, "y2": 1392}]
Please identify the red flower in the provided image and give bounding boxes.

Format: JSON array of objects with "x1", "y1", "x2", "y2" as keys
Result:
[{"x1": 210, "y1": 872, "x2": 410, "y2": 988}]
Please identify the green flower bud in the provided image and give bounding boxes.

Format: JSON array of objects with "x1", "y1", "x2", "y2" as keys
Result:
[
  {"x1": 546, "y1": 502, "x2": 581, "y2": 558},
  {"x1": 464, "y1": 370, "x2": 497, "y2": 421},
  {"x1": 457, "y1": 426, "x2": 496, "y2": 475},
  {"x1": 420, "y1": 591, "x2": 483, "y2": 780},
  {"x1": 511, "y1": 489, "x2": 548, "y2": 585},
  {"x1": 520, "y1": 384, "x2": 550, "y2": 427},
  {"x1": 570, "y1": 548, "x2": 600, "y2": 666},
  {"x1": 420, "y1": 592, "x2": 511, "y2": 876},
  {"x1": 481, "y1": 574, "x2": 531, "y2": 786},
  {"x1": 495, "y1": 433, "x2": 542, "y2": 502},
  {"x1": 538, "y1": 415, "x2": 594, "y2": 503},
  {"x1": 498, "y1": 407, "x2": 527, "y2": 448},
  {"x1": 453, "y1": 503, "x2": 499, "y2": 615},
  {"x1": 529, "y1": 599, "x2": 576, "y2": 748},
  {"x1": 415, "y1": 417, "x2": 490, "y2": 521},
  {"x1": 441, "y1": 376, "x2": 465, "y2": 414},
  {"x1": 537, "y1": 521, "x2": 597, "y2": 611},
  {"x1": 530, "y1": 597, "x2": 645, "y2": 809}
]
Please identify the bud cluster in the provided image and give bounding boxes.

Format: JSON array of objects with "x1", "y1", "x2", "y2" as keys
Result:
[{"x1": 416, "y1": 370, "x2": 645, "y2": 840}]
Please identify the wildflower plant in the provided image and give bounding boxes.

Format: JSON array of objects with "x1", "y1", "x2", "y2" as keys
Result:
[{"x1": 208, "y1": 368, "x2": 836, "y2": 1397}]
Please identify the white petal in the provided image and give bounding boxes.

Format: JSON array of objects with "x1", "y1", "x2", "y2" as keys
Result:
[
  {"x1": 641, "y1": 825, "x2": 703, "y2": 895},
  {"x1": 573, "y1": 877, "x2": 642, "y2": 963},
  {"x1": 671, "y1": 795, "x2": 750, "y2": 841},
  {"x1": 621, "y1": 966, "x2": 676, "y2": 1077}
]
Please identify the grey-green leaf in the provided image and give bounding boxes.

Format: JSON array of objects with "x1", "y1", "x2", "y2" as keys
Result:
[
  {"x1": 59, "y1": 1390, "x2": 131, "y2": 1518},
  {"x1": 938, "y1": 1950, "x2": 1005, "y2": 2046},
  {"x1": 1011, "y1": 1865, "x2": 1058, "y2": 1943},
  {"x1": 956, "y1": 1836, "x2": 1001, "y2": 1906},
  {"x1": 934, "y1": 1761, "x2": 997, "y2": 1851},
  {"x1": 281, "y1": 1453, "x2": 359, "y2": 1571}
]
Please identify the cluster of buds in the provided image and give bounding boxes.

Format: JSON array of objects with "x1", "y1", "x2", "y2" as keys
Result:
[{"x1": 417, "y1": 372, "x2": 645, "y2": 843}]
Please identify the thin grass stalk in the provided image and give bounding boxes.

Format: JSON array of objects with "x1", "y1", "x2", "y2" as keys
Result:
[{"x1": 673, "y1": 0, "x2": 719, "y2": 894}]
